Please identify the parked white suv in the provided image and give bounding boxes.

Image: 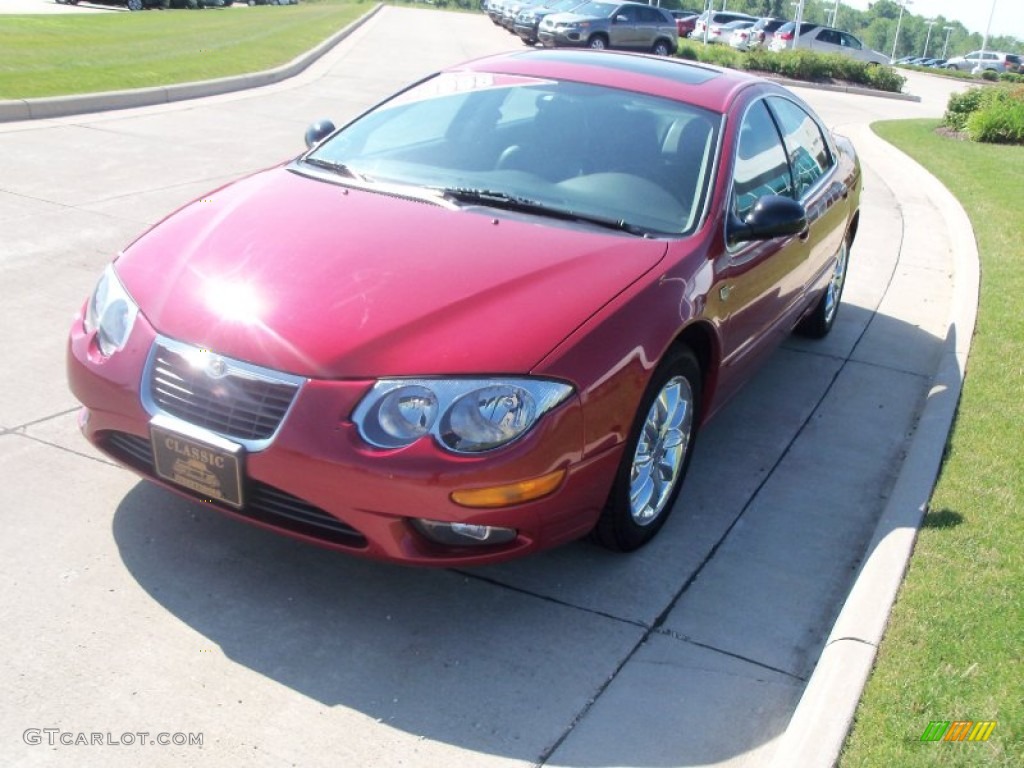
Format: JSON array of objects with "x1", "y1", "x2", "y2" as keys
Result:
[{"x1": 769, "y1": 23, "x2": 889, "y2": 65}]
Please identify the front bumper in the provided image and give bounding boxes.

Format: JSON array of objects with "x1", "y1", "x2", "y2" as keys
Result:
[
  {"x1": 537, "y1": 29, "x2": 588, "y2": 47},
  {"x1": 67, "y1": 309, "x2": 620, "y2": 566},
  {"x1": 513, "y1": 21, "x2": 540, "y2": 42}
]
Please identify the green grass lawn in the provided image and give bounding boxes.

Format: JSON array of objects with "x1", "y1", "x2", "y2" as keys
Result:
[
  {"x1": 839, "y1": 120, "x2": 1023, "y2": 766},
  {"x1": 0, "y1": 0, "x2": 372, "y2": 99}
]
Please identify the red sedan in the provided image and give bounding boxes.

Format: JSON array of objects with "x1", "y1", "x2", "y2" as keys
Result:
[{"x1": 68, "y1": 49, "x2": 860, "y2": 566}]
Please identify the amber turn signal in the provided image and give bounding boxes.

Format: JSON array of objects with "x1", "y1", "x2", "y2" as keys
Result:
[{"x1": 450, "y1": 469, "x2": 566, "y2": 509}]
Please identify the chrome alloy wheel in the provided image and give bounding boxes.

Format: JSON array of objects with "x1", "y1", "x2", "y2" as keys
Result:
[
  {"x1": 628, "y1": 375, "x2": 694, "y2": 526},
  {"x1": 823, "y1": 239, "x2": 849, "y2": 328}
]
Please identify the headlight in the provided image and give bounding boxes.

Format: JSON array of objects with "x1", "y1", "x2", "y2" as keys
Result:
[
  {"x1": 353, "y1": 378, "x2": 574, "y2": 453},
  {"x1": 83, "y1": 264, "x2": 139, "y2": 356}
]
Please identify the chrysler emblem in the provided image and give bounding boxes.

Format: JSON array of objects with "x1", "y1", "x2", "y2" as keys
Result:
[{"x1": 205, "y1": 356, "x2": 228, "y2": 378}]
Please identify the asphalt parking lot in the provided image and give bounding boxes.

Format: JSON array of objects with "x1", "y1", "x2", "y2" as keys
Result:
[{"x1": 0, "y1": 8, "x2": 975, "y2": 767}]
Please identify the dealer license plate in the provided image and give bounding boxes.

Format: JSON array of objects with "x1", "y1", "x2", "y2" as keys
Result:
[{"x1": 150, "y1": 420, "x2": 244, "y2": 509}]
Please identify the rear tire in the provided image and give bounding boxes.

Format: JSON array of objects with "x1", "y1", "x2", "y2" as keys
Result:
[
  {"x1": 127, "y1": 0, "x2": 143, "y2": 9},
  {"x1": 593, "y1": 346, "x2": 701, "y2": 552},
  {"x1": 652, "y1": 39, "x2": 672, "y2": 56},
  {"x1": 796, "y1": 236, "x2": 849, "y2": 338}
]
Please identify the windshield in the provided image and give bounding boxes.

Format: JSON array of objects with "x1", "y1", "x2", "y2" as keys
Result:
[
  {"x1": 303, "y1": 72, "x2": 720, "y2": 236},
  {"x1": 568, "y1": 2, "x2": 617, "y2": 17}
]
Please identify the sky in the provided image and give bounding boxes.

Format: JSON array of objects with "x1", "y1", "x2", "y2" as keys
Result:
[{"x1": 841, "y1": 0, "x2": 1024, "y2": 41}]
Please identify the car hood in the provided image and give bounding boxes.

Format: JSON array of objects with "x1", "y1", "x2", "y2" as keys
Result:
[
  {"x1": 116, "y1": 167, "x2": 668, "y2": 379},
  {"x1": 543, "y1": 11, "x2": 599, "y2": 24}
]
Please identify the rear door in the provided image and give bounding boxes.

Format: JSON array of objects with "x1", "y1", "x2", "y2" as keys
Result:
[
  {"x1": 712, "y1": 94, "x2": 847, "y2": 390},
  {"x1": 635, "y1": 5, "x2": 670, "y2": 49},
  {"x1": 810, "y1": 27, "x2": 842, "y2": 55},
  {"x1": 765, "y1": 96, "x2": 847, "y2": 299}
]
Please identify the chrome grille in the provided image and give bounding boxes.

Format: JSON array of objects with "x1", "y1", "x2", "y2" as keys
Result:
[{"x1": 146, "y1": 338, "x2": 302, "y2": 443}]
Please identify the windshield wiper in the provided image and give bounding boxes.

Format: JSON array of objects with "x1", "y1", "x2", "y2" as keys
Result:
[
  {"x1": 303, "y1": 157, "x2": 368, "y2": 181},
  {"x1": 439, "y1": 187, "x2": 650, "y2": 237}
]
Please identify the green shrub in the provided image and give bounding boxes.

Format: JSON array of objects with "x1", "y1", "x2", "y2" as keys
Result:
[
  {"x1": 863, "y1": 65, "x2": 907, "y2": 92},
  {"x1": 967, "y1": 98, "x2": 1024, "y2": 143},
  {"x1": 982, "y1": 69, "x2": 999, "y2": 81},
  {"x1": 943, "y1": 85, "x2": 1024, "y2": 143},
  {"x1": 673, "y1": 44, "x2": 905, "y2": 93},
  {"x1": 677, "y1": 42, "x2": 699, "y2": 61},
  {"x1": 697, "y1": 44, "x2": 743, "y2": 69}
]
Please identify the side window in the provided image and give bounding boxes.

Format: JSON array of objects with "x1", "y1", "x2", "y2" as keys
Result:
[
  {"x1": 817, "y1": 29, "x2": 840, "y2": 45},
  {"x1": 841, "y1": 33, "x2": 863, "y2": 50},
  {"x1": 638, "y1": 7, "x2": 662, "y2": 23},
  {"x1": 732, "y1": 100, "x2": 793, "y2": 221},
  {"x1": 767, "y1": 97, "x2": 834, "y2": 199},
  {"x1": 617, "y1": 5, "x2": 638, "y2": 21}
]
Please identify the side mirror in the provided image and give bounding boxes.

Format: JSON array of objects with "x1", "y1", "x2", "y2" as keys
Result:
[
  {"x1": 614, "y1": 14, "x2": 627, "y2": 23},
  {"x1": 727, "y1": 195, "x2": 807, "y2": 246},
  {"x1": 304, "y1": 119, "x2": 336, "y2": 150}
]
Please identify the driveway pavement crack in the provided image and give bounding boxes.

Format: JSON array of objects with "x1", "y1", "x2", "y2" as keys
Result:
[
  {"x1": 13, "y1": 406, "x2": 81, "y2": 431},
  {"x1": 451, "y1": 570, "x2": 649, "y2": 630},
  {"x1": 654, "y1": 630, "x2": 807, "y2": 682}
]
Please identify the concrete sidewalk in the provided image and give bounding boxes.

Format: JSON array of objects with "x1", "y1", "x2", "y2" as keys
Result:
[{"x1": 0, "y1": 9, "x2": 977, "y2": 768}]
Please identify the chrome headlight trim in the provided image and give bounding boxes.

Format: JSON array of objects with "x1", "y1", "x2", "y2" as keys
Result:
[
  {"x1": 84, "y1": 264, "x2": 139, "y2": 356},
  {"x1": 353, "y1": 377, "x2": 575, "y2": 454}
]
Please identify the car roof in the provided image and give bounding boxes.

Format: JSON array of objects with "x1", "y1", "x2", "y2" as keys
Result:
[{"x1": 451, "y1": 49, "x2": 769, "y2": 114}]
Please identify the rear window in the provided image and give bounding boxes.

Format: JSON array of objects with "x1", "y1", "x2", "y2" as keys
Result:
[
  {"x1": 777, "y1": 22, "x2": 819, "y2": 35},
  {"x1": 713, "y1": 12, "x2": 754, "y2": 24}
]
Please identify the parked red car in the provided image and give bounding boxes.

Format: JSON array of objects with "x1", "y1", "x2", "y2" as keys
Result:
[
  {"x1": 672, "y1": 10, "x2": 699, "y2": 38},
  {"x1": 68, "y1": 50, "x2": 860, "y2": 566}
]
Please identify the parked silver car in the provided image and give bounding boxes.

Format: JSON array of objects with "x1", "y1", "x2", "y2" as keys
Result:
[
  {"x1": 515, "y1": 0, "x2": 588, "y2": 46},
  {"x1": 689, "y1": 10, "x2": 756, "y2": 43},
  {"x1": 945, "y1": 51, "x2": 1022, "y2": 73},
  {"x1": 769, "y1": 23, "x2": 888, "y2": 65},
  {"x1": 538, "y1": 0, "x2": 678, "y2": 55}
]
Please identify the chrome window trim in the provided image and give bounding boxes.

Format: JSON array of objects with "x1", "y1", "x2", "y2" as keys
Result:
[{"x1": 724, "y1": 91, "x2": 838, "y2": 255}]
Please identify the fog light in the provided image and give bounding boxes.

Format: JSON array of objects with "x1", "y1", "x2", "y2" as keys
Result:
[
  {"x1": 450, "y1": 469, "x2": 566, "y2": 509},
  {"x1": 412, "y1": 519, "x2": 518, "y2": 547}
]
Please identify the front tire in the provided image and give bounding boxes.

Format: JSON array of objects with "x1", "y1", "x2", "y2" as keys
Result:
[
  {"x1": 796, "y1": 236, "x2": 849, "y2": 338},
  {"x1": 126, "y1": 0, "x2": 143, "y2": 9},
  {"x1": 593, "y1": 346, "x2": 702, "y2": 552},
  {"x1": 588, "y1": 34, "x2": 608, "y2": 50}
]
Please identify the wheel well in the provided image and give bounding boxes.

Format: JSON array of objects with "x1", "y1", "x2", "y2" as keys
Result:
[
  {"x1": 668, "y1": 323, "x2": 717, "y2": 423},
  {"x1": 847, "y1": 209, "x2": 860, "y2": 246}
]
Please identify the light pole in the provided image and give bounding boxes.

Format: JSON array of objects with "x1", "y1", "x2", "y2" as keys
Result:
[
  {"x1": 975, "y1": 0, "x2": 997, "y2": 74},
  {"x1": 890, "y1": 0, "x2": 912, "y2": 63},
  {"x1": 942, "y1": 26, "x2": 954, "y2": 59},
  {"x1": 791, "y1": 0, "x2": 805, "y2": 50},
  {"x1": 829, "y1": 0, "x2": 840, "y2": 27},
  {"x1": 922, "y1": 19, "x2": 937, "y2": 57}
]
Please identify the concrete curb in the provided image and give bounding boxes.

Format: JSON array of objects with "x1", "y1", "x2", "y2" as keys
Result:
[
  {"x1": 772, "y1": 76, "x2": 922, "y2": 102},
  {"x1": 0, "y1": 3, "x2": 383, "y2": 123},
  {"x1": 767, "y1": 125, "x2": 980, "y2": 768}
]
